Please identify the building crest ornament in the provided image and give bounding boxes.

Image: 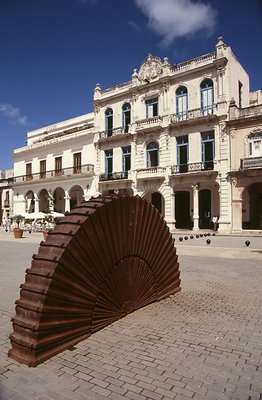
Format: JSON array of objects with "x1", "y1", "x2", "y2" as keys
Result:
[{"x1": 138, "y1": 54, "x2": 163, "y2": 83}]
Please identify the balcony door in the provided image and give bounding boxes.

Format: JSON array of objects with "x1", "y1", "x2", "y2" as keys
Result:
[
  {"x1": 175, "y1": 191, "x2": 190, "y2": 229},
  {"x1": 199, "y1": 189, "x2": 211, "y2": 229},
  {"x1": 40, "y1": 160, "x2": 46, "y2": 179},
  {"x1": 55, "y1": 156, "x2": 62, "y2": 176},
  {"x1": 202, "y1": 131, "x2": 214, "y2": 170},
  {"x1": 73, "y1": 153, "x2": 81, "y2": 174},
  {"x1": 177, "y1": 136, "x2": 188, "y2": 173}
]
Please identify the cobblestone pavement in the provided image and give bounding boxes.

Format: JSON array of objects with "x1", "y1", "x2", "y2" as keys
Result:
[{"x1": 0, "y1": 229, "x2": 262, "y2": 400}]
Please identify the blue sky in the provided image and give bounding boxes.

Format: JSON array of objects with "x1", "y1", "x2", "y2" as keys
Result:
[{"x1": 1, "y1": 0, "x2": 262, "y2": 170}]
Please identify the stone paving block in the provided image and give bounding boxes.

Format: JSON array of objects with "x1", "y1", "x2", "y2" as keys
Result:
[
  {"x1": 118, "y1": 375, "x2": 138, "y2": 386},
  {"x1": 105, "y1": 376, "x2": 124, "y2": 387},
  {"x1": 90, "y1": 385, "x2": 111, "y2": 398},
  {"x1": 140, "y1": 389, "x2": 163, "y2": 400},
  {"x1": 90, "y1": 377, "x2": 110, "y2": 389},
  {"x1": 75, "y1": 381, "x2": 96, "y2": 394},
  {"x1": 125, "y1": 391, "x2": 148, "y2": 400},
  {"x1": 133, "y1": 373, "x2": 154, "y2": 384},
  {"x1": 106, "y1": 383, "x2": 127, "y2": 396},
  {"x1": 75, "y1": 371, "x2": 93, "y2": 382},
  {"x1": 155, "y1": 385, "x2": 177, "y2": 398}
]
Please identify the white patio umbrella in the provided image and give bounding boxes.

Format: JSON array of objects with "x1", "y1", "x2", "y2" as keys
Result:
[
  {"x1": 48, "y1": 211, "x2": 65, "y2": 218},
  {"x1": 23, "y1": 211, "x2": 47, "y2": 220}
]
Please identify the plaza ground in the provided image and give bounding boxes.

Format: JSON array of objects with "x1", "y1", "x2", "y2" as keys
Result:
[{"x1": 0, "y1": 229, "x2": 261, "y2": 400}]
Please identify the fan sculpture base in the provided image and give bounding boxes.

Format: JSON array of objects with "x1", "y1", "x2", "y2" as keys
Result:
[{"x1": 9, "y1": 195, "x2": 181, "y2": 367}]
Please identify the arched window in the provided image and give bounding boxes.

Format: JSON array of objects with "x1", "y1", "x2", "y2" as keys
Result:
[
  {"x1": 105, "y1": 108, "x2": 113, "y2": 137},
  {"x1": 248, "y1": 131, "x2": 262, "y2": 159},
  {"x1": 122, "y1": 103, "x2": 131, "y2": 133},
  {"x1": 146, "y1": 141, "x2": 159, "y2": 168},
  {"x1": 176, "y1": 86, "x2": 188, "y2": 121},
  {"x1": 200, "y1": 79, "x2": 213, "y2": 115}
]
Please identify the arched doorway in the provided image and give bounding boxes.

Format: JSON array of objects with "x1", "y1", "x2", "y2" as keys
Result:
[
  {"x1": 38, "y1": 189, "x2": 50, "y2": 212},
  {"x1": 199, "y1": 189, "x2": 211, "y2": 229},
  {"x1": 175, "y1": 191, "x2": 190, "y2": 229},
  {"x1": 151, "y1": 192, "x2": 163, "y2": 214},
  {"x1": 243, "y1": 183, "x2": 262, "y2": 229},
  {"x1": 25, "y1": 191, "x2": 35, "y2": 213},
  {"x1": 53, "y1": 187, "x2": 65, "y2": 213},
  {"x1": 69, "y1": 185, "x2": 84, "y2": 210}
]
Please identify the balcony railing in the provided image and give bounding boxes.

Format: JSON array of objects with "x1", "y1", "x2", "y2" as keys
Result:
[
  {"x1": 171, "y1": 106, "x2": 214, "y2": 123},
  {"x1": 99, "y1": 127, "x2": 129, "y2": 140},
  {"x1": 136, "y1": 116, "x2": 163, "y2": 131},
  {"x1": 99, "y1": 171, "x2": 128, "y2": 181},
  {"x1": 240, "y1": 157, "x2": 262, "y2": 169},
  {"x1": 171, "y1": 161, "x2": 214, "y2": 174},
  {"x1": 13, "y1": 164, "x2": 94, "y2": 183},
  {"x1": 171, "y1": 51, "x2": 216, "y2": 74},
  {"x1": 136, "y1": 166, "x2": 166, "y2": 179}
]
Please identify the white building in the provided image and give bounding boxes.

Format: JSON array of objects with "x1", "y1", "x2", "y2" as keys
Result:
[
  {"x1": 10, "y1": 37, "x2": 262, "y2": 233},
  {"x1": 0, "y1": 169, "x2": 14, "y2": 221}
]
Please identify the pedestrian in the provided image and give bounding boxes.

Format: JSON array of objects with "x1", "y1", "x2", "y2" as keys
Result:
[
  {"x1": 2, "y1": 217, "x2": 7, "y2": 231},
  {"x1": 6, "y1": 217, "x2": 12, "y2": 232},
  {"x1": 212, "y1": 215, "x2": 218, "y2": 231}
]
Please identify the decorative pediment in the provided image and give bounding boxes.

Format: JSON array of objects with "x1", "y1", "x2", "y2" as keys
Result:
[
  {"x1": 141, "y1": 90, "x2": 160, "y2": 102},
  {"x1": 138, "y1": 54, "x2": 163, "y2": 84},
  {"x1": 248, "y1": 128, "x2": 262, "y2": 139}
]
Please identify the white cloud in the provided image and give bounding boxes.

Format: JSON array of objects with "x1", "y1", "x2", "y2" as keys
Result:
[
  {"x1": 128, "y1": 20, "x2": 141, "y2": 32},
  {"x1": 135, "y1": 0, "x2": 216, "y2": 46},
  {"x1": 0, "y1": 103, "x2": 29, "y2": 126}
]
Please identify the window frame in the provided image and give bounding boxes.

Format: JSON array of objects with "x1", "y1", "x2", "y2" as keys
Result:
[
  {"x1": 176, "y1": 86, "x2": 188, "y2": 121},
  {"x1": 26, "y1": 162, "x2": 33, "y2": 181},
  {"x1": 105, "y1": 149, "x2": 113, "y2": 176},
  {"x1": 39, "y1": 160, "x2": 46, "y2": 179},
  {"x1": 122, "y1": 103, "x2": 131, "y2": 133},
  {"x1": 73, "y1": 152, "x2": 82, "y2": 174},
  {"x1": 176, "y1": 135, "x2": 188, "y2": 173},
  {"x1": 122, "y1": 146, "x2": 131, "y2": 173},
  {"x1": 105, "y1": 108, "x2": 113, "y2": 137},
  {"x1": 146, "y1": 141, "x2": 159, "y2": 168},
  {"x1": 146, "y1": 98, "x2": 158, "y2": 118},
  {"x1": 200, "y1": 79, "x2": 214, "y2": 116},
  {"x1": 55, "y1": 156, "x2": 63, "y2": 176},
  {"x1": 201, "y1": 131, "x2": 215, "y2": 170}
]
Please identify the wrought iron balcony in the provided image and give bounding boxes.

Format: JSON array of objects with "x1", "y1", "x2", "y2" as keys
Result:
[
  {"x1": 171, "y1": 106, "x2": 214, "y2": 123},
  {"x1": 13, "y1": 164, "x2": 94, "y2": 183},
  {"x1": 99, "y1": 171, "x2": 128, "y2": 181},
  {"x1": 240, "y1": 157, "x2": 262, "y2": 169},
  {"x1": 171, "y1": 161, "x2": 214, "y2": 174}
]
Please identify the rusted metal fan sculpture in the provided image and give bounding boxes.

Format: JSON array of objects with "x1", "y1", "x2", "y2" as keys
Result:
[{"x1": 9, "y1": 195, "x2": 181, "y2": 367}]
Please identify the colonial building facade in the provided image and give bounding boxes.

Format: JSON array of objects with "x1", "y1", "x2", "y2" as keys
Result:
[{"x1": 9, "y1": 37, "x2": 262, "y2": 233}]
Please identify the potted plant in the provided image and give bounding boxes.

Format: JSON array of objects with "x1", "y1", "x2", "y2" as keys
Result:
[
  {"x1": 24, "y1": 218, "x2": 33, "y2": 233},
  {"x1": 11, "y1": 215, "x2": 25, "y2": 238},
  {"x1": 42, "y1": 214, "x2": 54, "y2": 240}
]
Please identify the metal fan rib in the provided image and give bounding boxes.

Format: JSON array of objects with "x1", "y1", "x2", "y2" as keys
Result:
[{"x1": 9, "y1": 195, "x2": 181, "y2": 367}]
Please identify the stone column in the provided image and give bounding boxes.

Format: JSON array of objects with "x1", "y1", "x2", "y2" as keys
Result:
[
  {"x1": 34, "y1": 195, "x2": 39, "y2": 213},
  {"x1": 231, "y1": 179, "x2": 243, "y2": 233},
  {"x1": 171, "y1": 191, "x2": 176, "y2": 225},
  {"x1": 64, "y1": 192, "x2": 71, "y2": 213},
  {"x1": 192, "y1": 184, "x2": 199, "y2": 231}
]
